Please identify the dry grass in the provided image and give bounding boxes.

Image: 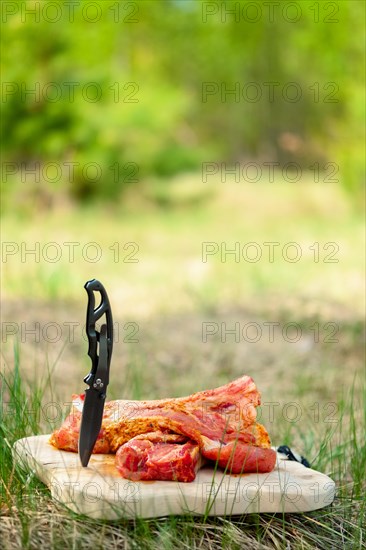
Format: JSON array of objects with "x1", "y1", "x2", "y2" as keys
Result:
[{"x1": 0, "y1": 493, "x2": 364, "y2": 549}]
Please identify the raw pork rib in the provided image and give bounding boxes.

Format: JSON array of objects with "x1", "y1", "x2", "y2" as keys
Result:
[
  {"x1": 115, "y1": 432, "x2": 202, "y2": 482},
  {"x1": 50, "y1": 375, "x2": 276, "y2": 481}
]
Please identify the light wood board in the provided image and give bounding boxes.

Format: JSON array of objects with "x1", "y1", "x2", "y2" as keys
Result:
[{"x1": 13, "y1": 435, "x2": 335, "y2": 520}]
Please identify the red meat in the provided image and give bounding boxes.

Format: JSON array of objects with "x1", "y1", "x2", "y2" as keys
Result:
[{"x1": 49, "y1": 375, "x2": 277, "y2": 481}]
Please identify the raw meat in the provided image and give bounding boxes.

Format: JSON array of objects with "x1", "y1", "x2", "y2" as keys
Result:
[
  {"x1": 49, "y1": 375, "x2": 277, "y2": 480},
  {"x1": 115, "y1": 432, "x2": 202, "y2": 482}
]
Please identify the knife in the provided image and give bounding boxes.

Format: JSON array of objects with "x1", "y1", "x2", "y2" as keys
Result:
[{"x1": 79, "y1": 279, "x2": 113, "y2": 467}]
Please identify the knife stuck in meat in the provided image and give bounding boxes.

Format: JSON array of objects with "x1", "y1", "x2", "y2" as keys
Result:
[{"x1": 79, "y1": 279, "x2": 113, "y2": 467}]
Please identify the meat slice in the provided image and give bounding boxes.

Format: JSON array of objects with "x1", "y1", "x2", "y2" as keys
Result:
[
  {"x1": 49, "y1": 375, "x2": 276, "y2": 478},
  {"x1": 115, "y1": 432, "x2": 202, "y2": 482},
  {"x1": 50, "y1": 397, "x2": 113, "y2": 454}
]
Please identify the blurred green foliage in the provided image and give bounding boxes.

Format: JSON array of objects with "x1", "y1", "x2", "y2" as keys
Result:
[{"x1": 1, "y1": 0, "x2": 365, "y2": 203}]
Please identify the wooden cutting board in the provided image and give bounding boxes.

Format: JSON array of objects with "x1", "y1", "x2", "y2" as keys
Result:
[{"x1": 13, "y1": 435, "x2": 335, "y2": 520}]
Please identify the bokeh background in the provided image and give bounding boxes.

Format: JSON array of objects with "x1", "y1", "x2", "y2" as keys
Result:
[
  {"x1": 1, "y1": 0, "x2": 365, "y2": 437},
  {"x1": 2, "y1": 0, "x2": 365, "y2": 204}
]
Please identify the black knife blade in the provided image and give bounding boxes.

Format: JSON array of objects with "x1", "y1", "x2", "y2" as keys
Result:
[
  {"x1": 79, "y1": 324, "x2": 108, "y2": 467},
  {"x1": 79, "y1": 279, "x2": 113, "y2": 468}
]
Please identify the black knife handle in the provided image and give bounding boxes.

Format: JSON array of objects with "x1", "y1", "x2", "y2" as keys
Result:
[{"x1": 84, "y1": 279, "x2": 113, "y2": 384}]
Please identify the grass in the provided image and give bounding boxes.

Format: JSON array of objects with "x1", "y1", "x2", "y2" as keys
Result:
[
  {"x1": 0, "y1": 345, "x2": 365, "y2": 549},
  {"x1": 2, "y1": 174, "x2": 364, "y2": 317},
  {"x1": 1, "y1": 177, "x2": 365, "y2": 548}
]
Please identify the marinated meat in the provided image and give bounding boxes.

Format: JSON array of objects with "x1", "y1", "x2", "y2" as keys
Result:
[{"x1": 50, "y1": 375, "x2": 277, "y2": 480}]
